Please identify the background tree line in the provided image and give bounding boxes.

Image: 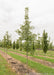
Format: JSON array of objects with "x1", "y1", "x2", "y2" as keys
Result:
[{"x1": 0, "y1": 30, "x2": 54, "y2": 50}]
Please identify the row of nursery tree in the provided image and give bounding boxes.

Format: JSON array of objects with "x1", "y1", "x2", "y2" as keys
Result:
[
  {"x1": 0, "y1": 7, "x2": 54, "y2": 55},
  {"x1": 0, "y1": 30, "x2": 54, "y2": 50}
]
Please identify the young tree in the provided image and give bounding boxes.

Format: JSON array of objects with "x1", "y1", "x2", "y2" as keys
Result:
[
  {"x1": 3, "y1": 36, "x2": 6, "y2": 48},
  {"x1": 18, "y1": 37, "x2": 22, "y2": 51},
  {"x1": 2, "y1": 31, "x2": 11, "y2": 48},
  {"x1": 9, "y1": 40, "x2": 12, "y2": 48},
  {"x1": 5, "y1": 31, "x2": 11, "y2": 48},
  {"x1": 13, "y1": 41, "x2": 15, "y2": 49},
  {"x1": 30, "y1": 34, "x2": 36, "y2": 55},
  {"x1": 16, "y1": 7, "x2": 36, "y2": 67},
  {"x1": 34, "y1": 33, "x2": 42, "y2": 50},
  {"x1": 49, "y1": 42, "x2": 53, "y2": 50},
  {"x1": 2, "y1": 31, "x2": 11, "y2": 56},
  {"x1": 0, "y1": 40, "x2": 2, "y2": 47},
  {"x1": 42, "y1": 30, "x2": 48, "y2": 54},
  {"x1": 15, "y1": 40, "x2": 19, "y2": 49}
]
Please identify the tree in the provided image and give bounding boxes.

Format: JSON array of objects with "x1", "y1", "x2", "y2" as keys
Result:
[
  {"x1": 35, "y1": 33, "x2": 42, "y2": 49},
  {"x1": 13, "y1": 41, "x2": 15, "y2": 49},
  {"x1": 42, "y1": 30, "x2": 48, "y2": 54},
  {"x1": 2, "y1": 31, "x2": 11, "y2": 48},
  {"x1": 15, "y1": 40, "x2": 19, "y2": 49},
  {"x1": 9, "y1": 40, "x2": 12, "y2": 48},
  {"x1": 30, "y1": 34, "x2": 36, "y2": 55},
  {"x1": 0, "y1": 40, "x2": 2, "y2": 47},
  {"x1": 16, "y1": 7, "x2": 36, "y2": 67},
  {"x1": 3, "y1": 36, "x2": 6, "y2": 48},
  {"x1": 5, "y1": 31, "x2": 11, "y2": 48},
  {"x1": 2, "y1": 31, "x2": 11, "y2": 57},
  {"x1": 19, "y1": 37, "x2": 22, "y2": 51},
  {"x1": 49, "y1": 42, "x2": 53, "y2": 50}
]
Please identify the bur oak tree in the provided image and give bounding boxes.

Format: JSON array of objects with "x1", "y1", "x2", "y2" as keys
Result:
[{"x1": 16, "y1": 7, "x2": 36, "y2": 66}]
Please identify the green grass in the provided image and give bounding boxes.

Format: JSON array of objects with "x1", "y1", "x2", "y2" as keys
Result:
[
  {"x1": 9, "y1": 48, "x2": 54, "y2": 57},
  {"x1": 7, "y1": 52, "x2": 54, "y2": 75},
  {"x1": 34, "y1": 50, "x2": 54, "y2": 57},
  {"x1": 1, "y1": 47, "x2": 54, "y2": 57},
  {"x1": 1, "y1": 48, "x2": 54, "y2": 63},
  {"x1": 8, "y1": 49, "x2": 54, "y2": 63},
  {"x1": 0, "y1": 54, "x2": 16, "y2": 75},
  {"x1": 33, "y1": 55, "x2": 54, "y2": 63}
]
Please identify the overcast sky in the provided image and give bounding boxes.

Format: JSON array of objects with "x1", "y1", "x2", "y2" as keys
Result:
[{"x1": 0, "y1": 0, "x2": 54, "y2": 43}]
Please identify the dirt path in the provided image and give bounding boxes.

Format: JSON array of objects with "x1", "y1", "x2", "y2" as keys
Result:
[
  {"x1": 0, "y1": 50, "x2": 39, "y2": 75},
  {"x1": 10, "y1": 51, "x2": 54, "y2": 69}
]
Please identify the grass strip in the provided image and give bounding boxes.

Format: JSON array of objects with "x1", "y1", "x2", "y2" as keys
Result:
[
  {"x1": 1, "y1": 49, "x2": 54, "y2": 63},
  {"x1": 0, "y1": 54, "x2": 16, "y2": 75},
  {"x1": 10, "y1": 50, "x2": 54, "y2": 63},
  {"x1": 33, "y1": 56, "x2": 54, "y2": 63}
]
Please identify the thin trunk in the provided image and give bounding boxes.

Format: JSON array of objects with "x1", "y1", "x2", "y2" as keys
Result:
[
  {"x1": 26, "y1": 51, "x2": 29, "y2": 73},
  {"x1": 6, "y1": 49, "x2": 7, "y2": 57},
  {"x1": 5, "y1": 48, "x2": 7, "y2": 58},
  {"x1": 44, "y1": 53, "x2": 46, "y2": 60},
  {"x1": 4, "y1": 47, "x2": 5, "y2": 54},
  {"x1": 27, "y1": 51, "x2": 28, "y2": 66}
]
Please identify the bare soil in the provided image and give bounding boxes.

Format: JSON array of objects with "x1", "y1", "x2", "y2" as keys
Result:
[
  {"x1": 10, "y1": 51, "x2": 54, "y2": 69},
  {"x1": 0, "y1": 50, "x2": 39, "y2": 75}
]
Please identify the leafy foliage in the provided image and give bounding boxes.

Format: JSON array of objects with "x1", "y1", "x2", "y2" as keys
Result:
[
  {"x1": 15, "y1": 40, "x2": 19, "y2": 49},
  {"x1": 13, "y1": 41, "x2": 15, "y2": 49},
  {"x1": 42, "y1": 30, "x2": 48, "y2": 54}
]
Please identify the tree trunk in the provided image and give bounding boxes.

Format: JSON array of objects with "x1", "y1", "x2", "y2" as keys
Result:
[{"x1": 26, "y1": 51, "x2": 29, "y2": 73}]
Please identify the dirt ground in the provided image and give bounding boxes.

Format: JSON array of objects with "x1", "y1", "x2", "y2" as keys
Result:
[
  {"x1": 10, "y1": 51, "x2": 54, "y2": 69},
  {"x1": 0, "y1": 50, "x2": 40, "y2": 75}
]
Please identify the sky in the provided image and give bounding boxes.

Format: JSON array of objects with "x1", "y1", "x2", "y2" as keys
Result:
[{"x1": 0, "y1": 0, "x2": 54, "y2": 43}]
